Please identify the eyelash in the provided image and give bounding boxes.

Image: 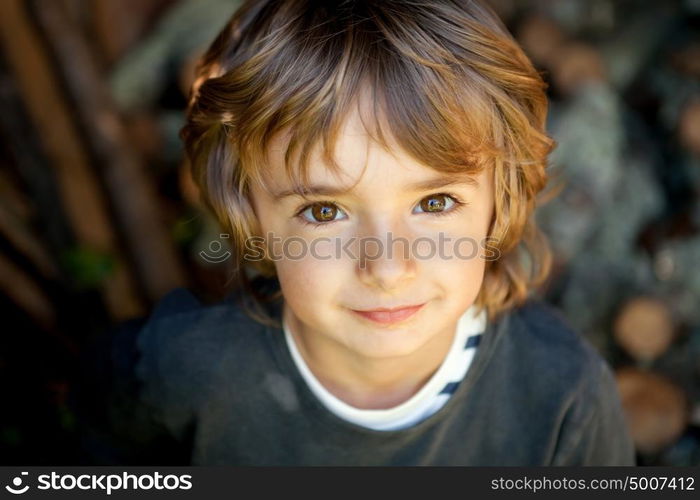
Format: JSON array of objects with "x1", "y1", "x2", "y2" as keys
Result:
[{"x1": 294, "y1": 192, "x2": 467, "y2": 229}]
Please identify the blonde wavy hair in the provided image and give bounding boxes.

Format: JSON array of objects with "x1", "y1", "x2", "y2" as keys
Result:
[{"x1": 181, "y1": 0, "x2": 555, "y2": 326}]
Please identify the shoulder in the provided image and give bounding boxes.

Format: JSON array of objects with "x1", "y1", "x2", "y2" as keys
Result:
[
  {"x1": 136, "y1": 287, "x2": 268, "y2": 355},
  {"x1": 503, "y1": 297, "x2": 610, "y2": 387},
  {"x1": 133, "y1": 288, "x2": 269, "y2": 431},
  {"x1": 491, "y1": 297, "x2": 619, "y2": 425},
  {"x1": 496, "y1": 298, "x2": 634, "y2": 464},
  {"x1": 508, "y1": 297, "x2": 590, "y2": 353}
]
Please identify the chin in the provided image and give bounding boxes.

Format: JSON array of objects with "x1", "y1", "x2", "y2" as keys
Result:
[{"x1": 342, "y1": 325, "x2": 433, "y2": 359}]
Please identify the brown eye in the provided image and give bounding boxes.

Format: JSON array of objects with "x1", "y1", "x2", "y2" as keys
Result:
[
  {"x1": 312, "y1": 203, "x2": 337, "y2": 221},
  {"x1": 413, "y1": 193, "x2": 462, "y2": 216},
  {"x1": 299, "y1": 202, "x2": 346, "y2": 224},
  {"x1": 418, "y1": 194, "x2": 450, "y2": 213}
]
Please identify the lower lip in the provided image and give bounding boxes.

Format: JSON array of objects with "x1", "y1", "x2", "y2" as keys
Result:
[{"x1": 352, "y1": 304, "x2": 425, "y2": 325}]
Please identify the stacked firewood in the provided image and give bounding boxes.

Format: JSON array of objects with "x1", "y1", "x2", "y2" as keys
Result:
[
  {"x1": 0, "y1": 0, "x2": 239, "y2": 464},
  {"x1": 490, "y1": 0, "x2": 700, "y2": 466}
]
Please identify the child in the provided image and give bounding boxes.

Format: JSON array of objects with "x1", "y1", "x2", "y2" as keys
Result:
[{"x1": 78, "y1": 0, "x2": 636, "y2": 465}]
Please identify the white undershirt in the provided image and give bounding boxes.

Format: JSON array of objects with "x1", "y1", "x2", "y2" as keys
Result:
[{"x1": 283, "y1": 305, "x2": 487, "y2": 431}]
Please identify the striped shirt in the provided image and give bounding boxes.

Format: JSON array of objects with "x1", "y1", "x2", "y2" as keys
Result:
[{"x1": 283, "y1": 305, "x2": 487, "y2": 431}]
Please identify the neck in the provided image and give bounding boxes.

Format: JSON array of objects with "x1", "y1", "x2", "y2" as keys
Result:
[{"x1": 283, "y1": 304, "x2": 458, "y2": 410}]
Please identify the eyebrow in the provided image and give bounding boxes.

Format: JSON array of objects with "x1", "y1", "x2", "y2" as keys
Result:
[{"x1": 273, "y1": 174, "x2": 479, "y2": 201}]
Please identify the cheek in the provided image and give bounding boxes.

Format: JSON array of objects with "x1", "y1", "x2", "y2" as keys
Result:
[
  {"x1": 432, "y1": 261, "x2": 485, "y2": 319},
  {"x1": 414, "y1": 211, "x2": 490, "y2": 264},
  {"x1": 428, "y1": 244, "x2": 486, "y2": 289},
  {"x1": 274, "y1": 255, "x2": 347, "y2": 318},
  {"x1": 416, "y1": 226, "x2": 488, "y2": 303},
  {"x1": 275, "y1": 259, "x2": 319, "y2": 293}
]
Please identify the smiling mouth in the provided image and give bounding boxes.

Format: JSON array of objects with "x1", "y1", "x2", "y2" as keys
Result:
[{"x1": 351, "y1": 303, "x2": 426, "y2": 325}]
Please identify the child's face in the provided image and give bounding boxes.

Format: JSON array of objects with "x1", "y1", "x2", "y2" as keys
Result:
[{"x1": 249, "y1": 106, "x2": 494, "y2": 360}]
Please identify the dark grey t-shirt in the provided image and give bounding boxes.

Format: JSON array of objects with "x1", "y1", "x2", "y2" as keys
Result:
[{"x1": 76, "y1": 287, "x2": 636, "y2": 465}]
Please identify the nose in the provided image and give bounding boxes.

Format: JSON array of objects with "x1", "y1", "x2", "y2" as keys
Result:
[{"x1": 356, "y1": 216, "x2": 417, "y2": 292}]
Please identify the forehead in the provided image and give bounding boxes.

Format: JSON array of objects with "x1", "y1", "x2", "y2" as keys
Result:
[
  {"x1": 261, "y1": 105, "x2": 486, "y2": 197},
  {"x1": 264, "y1": 107, "x2": 375, "y2": 188}
]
